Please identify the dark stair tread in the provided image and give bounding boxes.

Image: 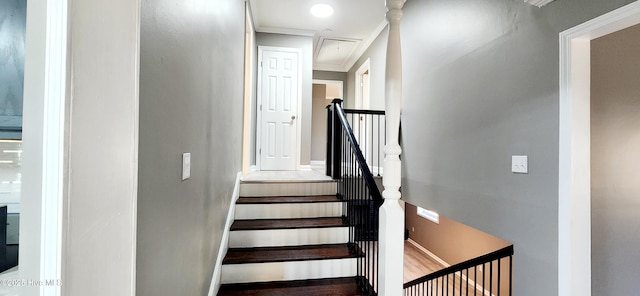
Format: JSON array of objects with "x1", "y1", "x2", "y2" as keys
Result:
[
  {"x1": 217, "y1": 277, "x2": 368, "y2": 296},
  {"x1": 222, "y1": 244, "x2": 362, "y2": 264},
  {"x1": 237, "y1": 195, "x2": 340, "y2": 204},
  {"x1": 231, "y1": 217, "x2": 347, "y2": 231}
]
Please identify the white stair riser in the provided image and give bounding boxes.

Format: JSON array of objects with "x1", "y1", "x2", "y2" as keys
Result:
[
  {"x1": 221, "y1": 258, "x2": 357, "y2": 284},
  {"x1": 235, "y1": 203, "x2": 342, "y2": 219},
  {"x1": 240, "y1": 182, "x2": 337, "y2": 197},
  {"x1": 229, "y1": 227, "x2": 349, "y2": 248}
]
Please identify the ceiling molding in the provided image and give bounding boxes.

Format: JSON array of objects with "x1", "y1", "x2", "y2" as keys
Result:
[
  {"x1": 255, "y1": 26, "x2": 316, "y2": 37},
  {"x1": 524, "y1": 0, "x2": 556, "y2": 7}
]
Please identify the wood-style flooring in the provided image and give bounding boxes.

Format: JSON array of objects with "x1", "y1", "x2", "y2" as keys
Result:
[
  {"x1": 404, "y1": 240, "x2": 484, "y2": 296},
  {"x1": 218, "y1": 277, "x2": 367, "y2": 296},
  {"x1": 404, "y1": 240, "x2": 445, "y2": 283}
]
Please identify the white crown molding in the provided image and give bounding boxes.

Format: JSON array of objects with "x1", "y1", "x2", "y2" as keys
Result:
[
  {"x1": 524, "y1": 0, "x2": 556, "y2": 8},
  {"x1": 255, "y1": 26, "x2": 316, "y2": 37}
]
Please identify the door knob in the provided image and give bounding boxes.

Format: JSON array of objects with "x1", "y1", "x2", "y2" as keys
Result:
[{"x1": 291, "y1": 115, "x2": 296, "y2": 120}]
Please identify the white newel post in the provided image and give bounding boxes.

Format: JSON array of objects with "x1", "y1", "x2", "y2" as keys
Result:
[{"x1": 379, "y1": 0, "x2": 405, "y2": 295}]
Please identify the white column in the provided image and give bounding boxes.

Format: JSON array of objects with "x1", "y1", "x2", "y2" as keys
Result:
[{"x1": 379, "y1": 0, "x2": 405, "y2": 295}]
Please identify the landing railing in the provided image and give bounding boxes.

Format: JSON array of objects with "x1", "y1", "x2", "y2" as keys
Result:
[
  {"x1": 403, "y1": 245, "x2": 514, "y2": 296},
  {"x1": 327, "y1": 99, "x2": 384, "y2": 295},
  {"x1": 326, "y1": 100, "x2": 385, "y2": 178},
  {"x1": 343, "y1": 109, "x2": 386, "y2": 176}
]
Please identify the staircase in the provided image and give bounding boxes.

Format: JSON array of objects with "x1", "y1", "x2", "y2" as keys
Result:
[{"x1": 218, "y1": 179, "x2": 370, "y2": 296}]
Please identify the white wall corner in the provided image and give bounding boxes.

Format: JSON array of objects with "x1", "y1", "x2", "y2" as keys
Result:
[
  {"x1": 207, "y1": 172, "x2": 242, "y2": 296},
  {"x1": 524, "y1": 0, "x2": 556, "y2": 8}
]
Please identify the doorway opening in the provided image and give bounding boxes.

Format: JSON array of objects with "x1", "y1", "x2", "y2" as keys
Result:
[
  {"x1": 311, "y1": 80, "x2": 343, "y2": 171},
  {"x1": 558, "y1": 2, "x2": 640, "y2": 295}
]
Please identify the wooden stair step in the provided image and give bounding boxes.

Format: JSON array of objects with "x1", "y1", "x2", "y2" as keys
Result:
[
  {"x1": 237, "y1": 195, "x2": 340, "y2": 204},
  {"x1": 222, "y1": 243, "x2": 362, "y2": 265},
  {"x1": 230, "y1": 217, "x2": 347, "y2": 231},
  {"x1": 217, "y1": 277, "x2": 368, "y2": 296}
]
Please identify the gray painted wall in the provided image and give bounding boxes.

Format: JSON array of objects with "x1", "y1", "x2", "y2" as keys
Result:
[
  {"x1": 311, "y1": 84, "x2": 329, "y2": 161},
  {"x1": 256, "y1": 33, "x2": 313, "y2": 166},
  {"x1": 347, "y1": 28, "x2": 387, "y2": 110},
  {"x1": 591, "y1": 23, "x2": 640, "y2": 295},
  {"x1": 137, "y1": 0, "x2": 244, "y2": 295},
  {"x1": 348, "y1": 0, "x2": 636, "y2": 295},
  {"x1": 313, "y1": 70, "x2": 347, "y2": 88}
]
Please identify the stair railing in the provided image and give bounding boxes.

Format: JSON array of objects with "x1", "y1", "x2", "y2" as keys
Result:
[
  {"x1": 403, "y1": 245, "x2": 514, "y2": 296},
  {"x1": 327, "y1": 99, "x2": 383, "y2": 295}
]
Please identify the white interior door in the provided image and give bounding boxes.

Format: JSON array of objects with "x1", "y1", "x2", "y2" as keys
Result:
[{"x1": 258, "y1": 47, "x2": 300, "y2": 171}]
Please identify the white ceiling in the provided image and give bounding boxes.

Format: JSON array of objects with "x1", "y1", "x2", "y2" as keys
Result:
[{"x1": 249, "y1": 0, "x2": 388, "y2": 72}]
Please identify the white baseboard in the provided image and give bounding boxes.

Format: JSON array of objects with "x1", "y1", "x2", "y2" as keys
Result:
[
  {"x1": 208, "y1": 171, "x2": 242, "y2": 296},
  {"x1": 310, "y1": 161, "x2": 325, "y2": 171},
  {"x1": 407, "y1": 239, "x2": 494, "y2": 296},
  {"x1": 299, "y1": 164, "x2": 312, "y2": 171}
]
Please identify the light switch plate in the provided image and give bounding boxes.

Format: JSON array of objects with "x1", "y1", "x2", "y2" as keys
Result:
[
  {"x1": 512, "y1": 155, "x2": 528, "y2": 174},
  {"x1": 182, "y1": 153, "x2": 191, "y2": 180}
]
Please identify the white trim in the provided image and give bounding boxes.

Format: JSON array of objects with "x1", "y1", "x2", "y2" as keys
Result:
[
  {"x1": 22, "y1": 0, "x2": 68, "y2": 294},
  {"x1": 254, "y1": 26, "x2": 316, "y2": 37},
  {"x1": 310, "y1": 160, "x2": 325, "y2": 171},
  {"x1": 558, "y1": 2, "x2": 640, "y2": 296},
  {"x1": 407, "y1": 239, "x2": 494, "y2": 296},
  {"x1": 41, "y1": 0, "x2": 67, "y2": 291},
  {"x1": 242, "y1": 3, "x2": 256, "y2": 175},
  {"x1": 354, "y1": 58, "x2": 371, "y2": 109},
  {"x1": 299, "y1": 165, "x2": 312, "y2": 171},
  {"x1": 207, "y1": 172, "x2": 243, "y2": 296}
]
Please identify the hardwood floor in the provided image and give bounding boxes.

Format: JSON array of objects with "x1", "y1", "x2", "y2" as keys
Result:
[
  {"x1": 218, "y1": 277, "x2": 367, "y2": 296},
  {"x1": 404, "y1": 240, "x2": 483, "y2": 296},
  {"x1": 404, "y1": 240, "x2": 445, "y2": 283},
  {"x1": 223, "y1": 244, "x2": 362, "y2": 264}
]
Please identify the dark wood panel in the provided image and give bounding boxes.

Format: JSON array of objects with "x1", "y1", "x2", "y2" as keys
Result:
[
  {"x1": 223, "y1": 244, "x2": 362, "y2": 264},
  {"x1": 231, "y1": 217, "x2": 347, "y2": 231},
  {"x1": 237, "y1": 195, "x2": 340, "y2": 204},
  {"x1": 218, "y1": 277, "x2": 367, "y2": 296}
]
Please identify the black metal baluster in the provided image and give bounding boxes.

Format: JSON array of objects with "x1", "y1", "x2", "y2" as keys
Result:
[
  {"x1": 497, "y1": 258, "x2": 501, "y2": 296},
  {"x1": 509, "y1": 256, "x2": 512, "y2": 296},
  {"x1": 489, "y1": 261, "x2": 493, "y2": 296}
]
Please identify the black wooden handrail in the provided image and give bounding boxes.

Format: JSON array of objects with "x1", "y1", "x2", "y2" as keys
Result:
[
  {"x1": 334, "y1": 102, "x2": 384, "y2": 207},
  {"x1": 343, "y1": 109, "x2": 385, "y2": 115},
  {"x1": 403, "y1": 245, "x2": 514, "y2": 288}
]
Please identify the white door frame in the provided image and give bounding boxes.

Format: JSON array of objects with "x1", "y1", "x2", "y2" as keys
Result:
[
  {"x1": 558, "y1": 2, "x2": 640, "y2": 295},
  {"x1": 256, "y1": 46, "x2": 303, "y2": 171},
  {"x1": 22, "y1": 0, "x2": 67, "y2": 294},
  {"x1": 354, "y1": 58, "x2": 370, "y2": 109}
]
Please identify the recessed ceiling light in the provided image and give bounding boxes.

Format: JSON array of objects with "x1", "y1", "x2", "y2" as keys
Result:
[{"x1": 310, "y1": 4, "x2": 333, "y2": 18}]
